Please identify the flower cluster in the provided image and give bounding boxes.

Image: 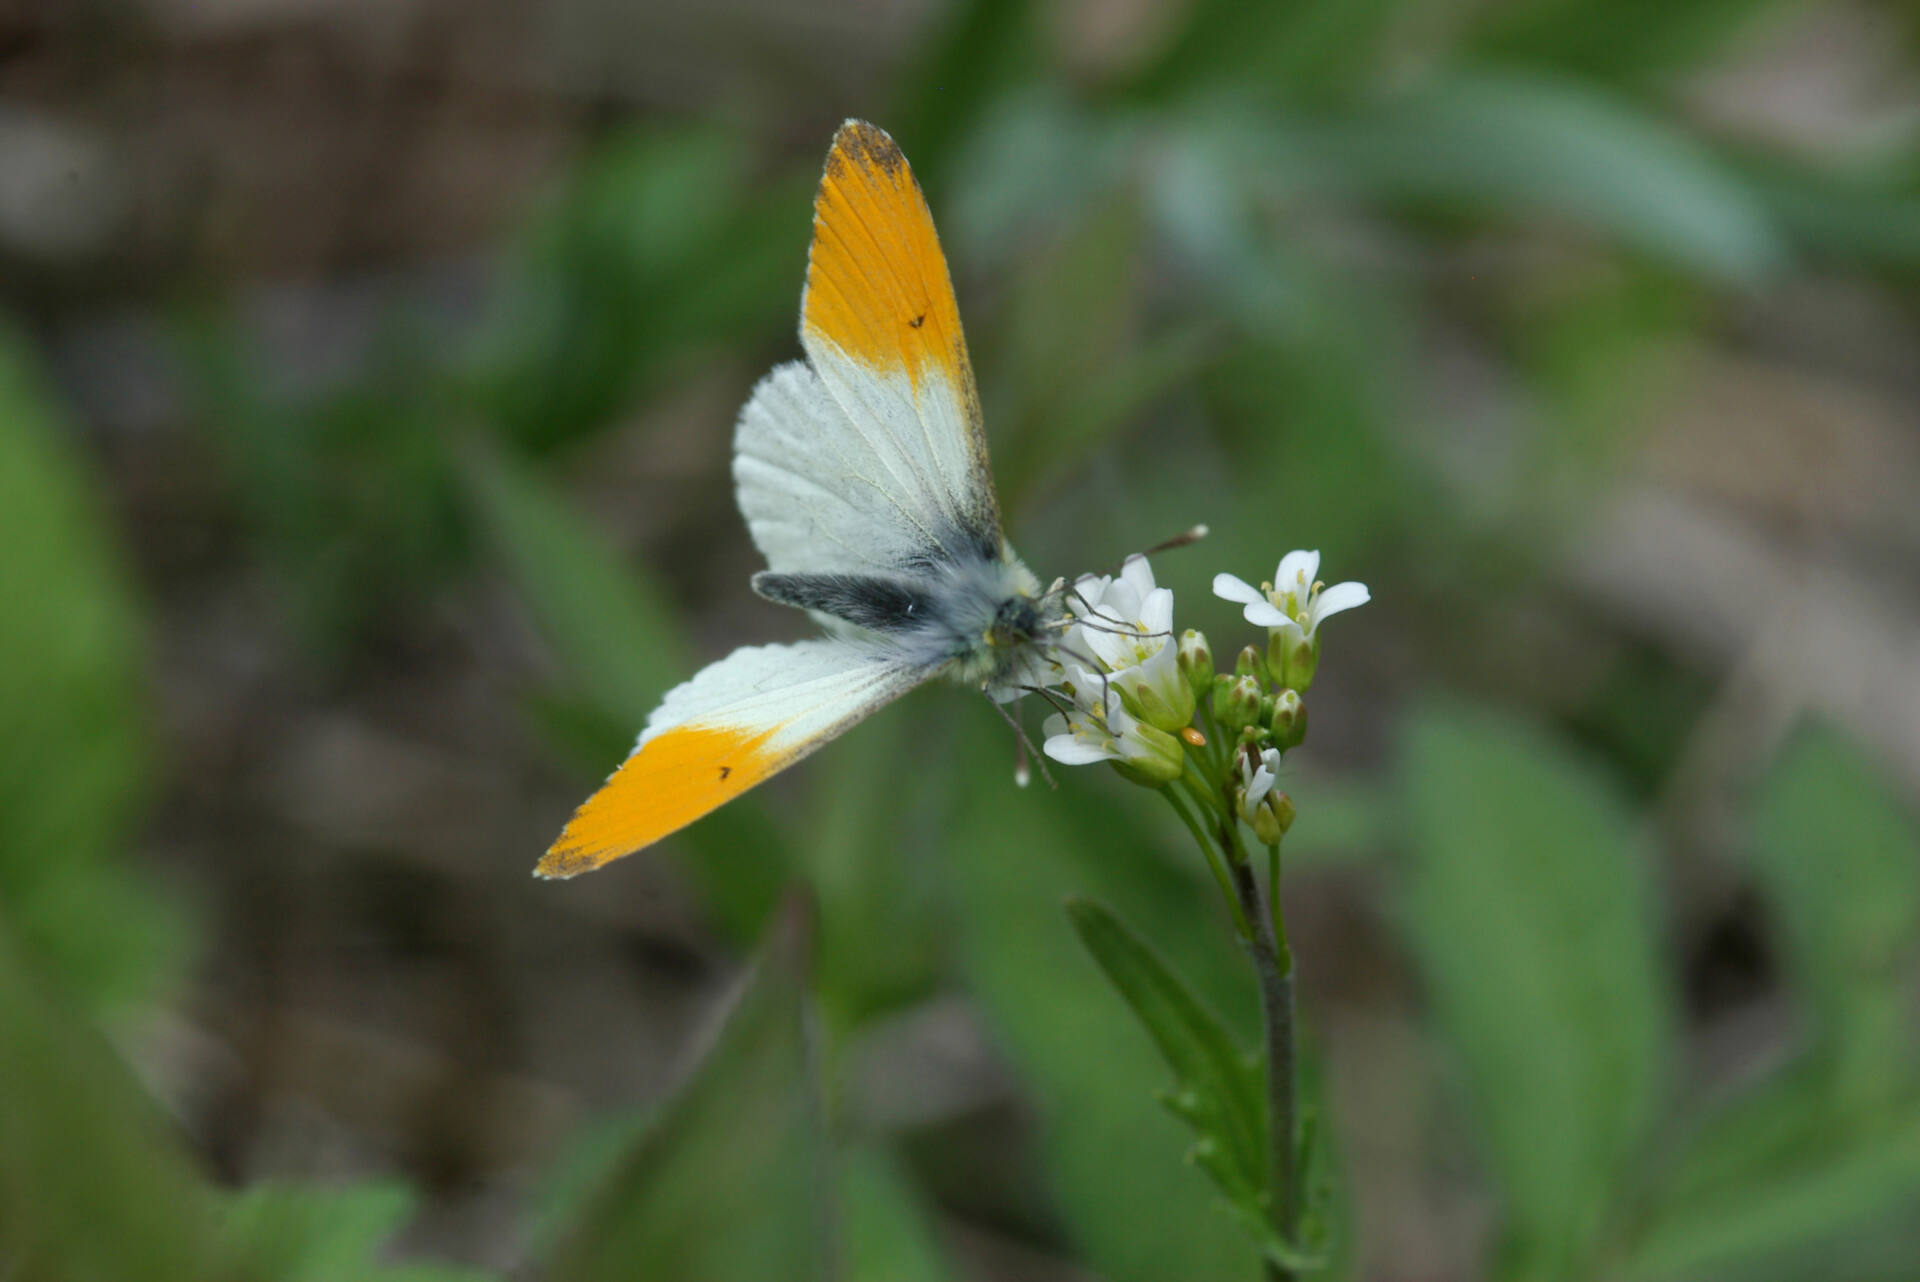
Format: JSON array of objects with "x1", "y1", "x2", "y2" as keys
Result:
[
  {"x1": 1037, "y1": 547, "x2": 1368, "y2": 844},
  {"x1": 1037, "y1": 556, "x2": 1188, "y2": 785}
]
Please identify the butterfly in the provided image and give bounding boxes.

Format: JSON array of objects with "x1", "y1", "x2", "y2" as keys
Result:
[{"x1": 536, "y1": 120, "x2": 1066, "y2": 879}]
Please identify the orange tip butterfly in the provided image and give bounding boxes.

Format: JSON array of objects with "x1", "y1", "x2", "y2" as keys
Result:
[{"x1": 537, "y1": 120, "x2": 1064, "y2": 879}]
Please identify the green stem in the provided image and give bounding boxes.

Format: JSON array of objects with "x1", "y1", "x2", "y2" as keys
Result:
[
  {"x1": 1266, "y1": 843, "x2": 1286, "y2": 961},
  {"x1": 1230, "y1": 851, "x2": 1299, "y2": 1280},
  {"x1": 1167, "y1": 784, "x2": 1251, "y2": 940},
  {"x1": 1197, "y1": 698, "x2": 1231, "y2": 780},
  {"x1": 1183, "y1": 754, "x2": 1226, "y2": 816}
]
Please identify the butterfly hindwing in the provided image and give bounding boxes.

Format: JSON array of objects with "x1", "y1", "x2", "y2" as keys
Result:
[{"x1": 537, "y1": 638, "x2": 928, "y2": 878}]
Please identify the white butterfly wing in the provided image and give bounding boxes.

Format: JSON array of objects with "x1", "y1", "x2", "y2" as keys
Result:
[
  {"x1": 537, "y1": 637, "x2": 928, "y2": 878},
  {"x1": 544, "y1": 121, "x2": 998, "y2": 879},
  {"x1": 734, "y1": 361, "x2": 945, "y2": 575},
  {"x1": 733, "y1": 119, "x2": 1001, "y2": 578}
]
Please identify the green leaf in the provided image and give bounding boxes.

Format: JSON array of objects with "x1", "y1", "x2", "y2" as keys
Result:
[
  {"x1": 941, "y1": 715, "x2": 1260, "y2": 1281},
  {"x1": 0, "y1": 325, "x2": 178, "y2": 1012},
  {"x1": 1399, "y1": 701, "x2": 1671, "y2": 1281},
  {"x1": 804, "y1": 710, "x2": 948, "y2": 1032},
  {"x1": 1626, "y1": 715, "x2": 1920, "y2": 1282},
  {"x1": 986, "y1": 197, "x2": 1219, "y2": 513},
  {"x1": 840, "y1": 1145, "x2": 958, "y2": 1282},
  {"x1": 218, "y1": 1181, "x2": 496, "y2": 1282},
  {"x1": 181, "y1": 313, "x2": 469, "y2": 652},
  {"x1": 478, "y1": 126, "x2": 802, "y2": 455},
  {"x1": 0, "y1": 923, "x2": 217, "y2": 1282},
  {"x1": 461, "y1": 442, "x2": 685, "y2": 728},
  {"x1": 460, "y1": 443, "x2": 791, "y2": 940},
  {"x1": 1740, "y1": 155, "x2": 1920, "y2": 273},
  {"x1": 1466, "y1": 0, "x2": 1793, "y2": 83},
  {"x1": 1626, "y1": 1074, "x2": 1920, "y2": 1282},
  {"x1": 1128, "y1": 0, "x2": 1407, "y2": 106},
  {"x1": 1065, "y1": 897, "x2": 1266, "y2": 1216},
  {"x1": 1309, "y1": 73, "x2": 1784, "y2": 283},
  {"x1": 1751, "y1": 725, "x2": 1920, "y2": 1098},
  {"x1": 890, "y1": 0, "x2": 1041, "y2": 187},
  {"x1": 543, "y1": 899, "x2": 828, "y2": 1282}
]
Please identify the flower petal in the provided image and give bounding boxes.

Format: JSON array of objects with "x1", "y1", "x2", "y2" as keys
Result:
[
  {"x1": 1044, "y1": 733, "x2": 1118, "y2": 765},
  {"x1": 1275, "y1": 549, "x2": 1319, "y2": 593},
  {"x1": 1242, "y1": 601, "x2": 1292, "y2": 628},
  {"x1": 1310, "y1": 580, "x2": 1370, "y2": 627},
  {"x1": 1070, "y1": 573, "x2": 1111, "y2": 614},
  {"x1": 1140, "y1": 587, "x2": 1175, "y2": 636},
  {"x1": 1212, "y1": 573, "x2": 1264, "y2": 605},
  {"x1": 1119, "y1": 554, "x2": 1157, "y2": 600}
]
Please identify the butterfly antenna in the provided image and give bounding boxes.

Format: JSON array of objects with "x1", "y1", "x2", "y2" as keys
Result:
[
  {"x1": 1081, "y1": 524, "x2": 1213, "y2": 582},
  {"x1": 1019, "y1": 683, "x2": 1076, "y2": 715},
  {"x1": 1143, "y1": 523, "x2": 1210, "y2": 558}
]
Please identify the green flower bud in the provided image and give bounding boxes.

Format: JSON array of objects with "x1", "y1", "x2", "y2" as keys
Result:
[
  {"x1": 1270, "y1": 630, "x2": 1319, "y2": 693},
  {"x1": 1129, "y1": 676, "x2": 1196, "y2": 736},
  {"x1": 1270, "y1": 689, "x2": 1306, "y2": 751},
  {"x1": 1111, "y1": 722, "x2": 1185, "y2": 787},
  {"x1": 1271, "y1": 791, "x2": 1296, "y2": 837},
  {"x1": 1234, "y1": 644, "x2": 1266, "y2": 684},
  {"x1": 1178, "y1": 629, "x2": 1214, "y2": 699},
  {"x1": 1221, "y1": 674, "x2": 1264, "y2": 734},
  {"x1": 1249, "y1": 791, "x2": 1296, "y2": 845},
  {"x1": 1210, "y1": 672, "x2": 1235, "y2": 723}
]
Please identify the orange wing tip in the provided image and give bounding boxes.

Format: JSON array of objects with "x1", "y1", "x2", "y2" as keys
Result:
[
  {"x1": 532, "y1": 722, "x2": 782, "y2": 881},
  {"x1": 827, "y1": 119, "x2": 905, "y2": 174},
  {"x1": 532, "y1": 848, "x2": 592, "y2": 880}
]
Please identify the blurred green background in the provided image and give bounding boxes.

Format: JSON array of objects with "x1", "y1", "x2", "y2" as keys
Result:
[{"x1": 4, "y1": 0, "x2": 1920, "y2": 1278}]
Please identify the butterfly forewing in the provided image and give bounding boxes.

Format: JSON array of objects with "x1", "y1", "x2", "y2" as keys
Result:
[{"x1": 799, "y1": 120, "x2": 1000, "y2": 563}]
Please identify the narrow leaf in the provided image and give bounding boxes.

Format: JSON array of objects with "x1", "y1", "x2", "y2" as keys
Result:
[
  {"x1": 942, "y1": 715, "x2": 1259, "y2": 1281},
  {"x1": 1399, "y1": 701, "x2": 1671, "y2": 1281},
  {"x1": 1752, "y1": 725, "x2": 1920, "y2": 1098},
  {"x1": 461, "y1": 443, "x2": 791, "y2": 939},
  {"x1": 0, "y1": 326, "x2": 177, "y2": 1012},
  {"x1": 1308, "y1": 74, "x2": 1783, "y2": 283},
  {"x1": 840, "y1": 1145, "x2": 958, "y2": 1282},
  {"x1": 543, "y1": 897, "x2": 828, "y2": 1282},
  {"x1": 0, "y1": 925, "x2": 216, "y2": 1282},
  {"x1": 1066, "y1": 897, "x2": 1265, "y2": 1209},
  {"x1": 217, "y1": 1181, "x2": 497, "y2": 1282},
  {"x1": 1628, "y1": 1093, "x2": 1920, "y2": 1281}
]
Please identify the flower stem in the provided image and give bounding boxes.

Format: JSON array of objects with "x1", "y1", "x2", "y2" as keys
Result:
[
  {"x1": 1230, "y1": 851, "x2": 1299, "y2": 1280},
  {"x1": 1167, "y1": 785, "x2": 1250, "y2": 940}
]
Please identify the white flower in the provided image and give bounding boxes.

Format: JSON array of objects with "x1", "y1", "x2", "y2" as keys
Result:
[
  {"x1": 1063, "y1": 555, "x2": 1194, "y2": 732},
  {"x1": 1213, "y1": 549, "x2": 1369, "y2": 647},
  {"x1": 1042, "y1": 665, "x2": 1184, "y2": 784},
  {"x1": 1239, "y1": 746, "x2": 1280, "y2": 810},
  {"x1": 1235, "y1": 745, "x2": 1291, "y2": 843}
]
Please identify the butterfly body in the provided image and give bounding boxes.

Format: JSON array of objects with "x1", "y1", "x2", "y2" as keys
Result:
[
  {"x1": 752, "y1": 551, "x2": 1053, "y2": 684},
  {"x1": 539, "y1": 119, "x2": 1053, "y2": 880}
]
